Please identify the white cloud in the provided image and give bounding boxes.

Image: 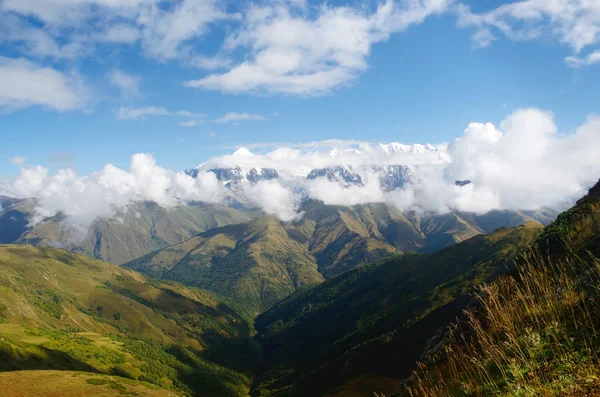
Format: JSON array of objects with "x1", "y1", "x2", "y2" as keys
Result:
[
  {"x1": 0, "y1": 15, "x2": 88, "y2": 60},
  {"x1": 179, "y1": 120, "x2": 203, "y2": 127},
  {"x1": 1, "y1": 0, "x2": 453, "y2": 97},
  {"x1": 117, "y1": 106, "x2": 170, "y2": 120},
  {"x1": 3, "y1": 109, "x2": 600, "y2": 225},
  {"x1": 184, "y1": 0, "x2": 452, "y2": 95},
  {"x1": 209, "y1": 131, "x2": 216, "y2": 138},
  {"x1": 305, "y1": 173, "x2": 385, "y2": 206},
  {"x1": 456, "y1": 1, "x2": 600, "y2": 59},
  {"x1": 243, "y1": 179, "x2": 302, "y2": 222},
  {"x1": 137, "y1": 0, "x2": 234, "y2": 61},
  {"x1": 117, "y1": 106, "x2": 205, "y2": 120},
  {"x1": 200, "y1": 108, "x2": 600, "y2": 217},
  {"x1": 0, "y1": 0, "x2": 156, "y2": 26},
  {"x1": 471, "y1": 28, "x2": 496, "y2": 48},
  {"x1": 215, "y1": 112, "x2": 267, "y2": 123},
  {"x1": 97, "y1": 24, "x2": 141, "y2": 44},
  {"x1": 10, "y1": 156, "x2": 27, "y2": 165},
  {"x1": 190, "y1": 55, "x2": 232, "y2": 70},
  {"x1": 204, "y1": 142, "x2": 446, "y2": 178},
  {"x1": 566, "y1": 49, "x2": 600, "y2": 68},
  {"x1": 0, "y1": 0, "x2": 234, "y2": 65},
  {"x1": 3, "y1": 153, "x2": 225, "y2": 230},
  {"x1": 435, "y1": 108, "x2": 600, "y2": 212},
  {"x1": 0, "y1": 57, "x2": 88, "y2": 111},
  {"x1": 175, "y1": 110, "x2": 206, "y2": 117},
  {"x1": 109, "y1": 69, "x2": 141, "y2": 98}
]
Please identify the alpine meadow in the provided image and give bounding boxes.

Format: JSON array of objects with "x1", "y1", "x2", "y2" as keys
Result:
[{"x1": 1, "y1": 0, "x2": 600, "y2": 396}]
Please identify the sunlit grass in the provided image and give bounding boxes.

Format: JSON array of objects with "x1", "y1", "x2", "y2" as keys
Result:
[{"x1": 406, "y1": 247, "x2": 600, "y2": 397}]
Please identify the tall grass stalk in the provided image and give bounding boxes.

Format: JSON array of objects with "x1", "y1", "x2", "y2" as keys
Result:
[{"x1": 407, "y1": 248, "x2": 600, "y2": 396}]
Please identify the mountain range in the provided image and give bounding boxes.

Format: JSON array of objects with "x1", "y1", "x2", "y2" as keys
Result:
[
  {"x1": 0, "y1": 177, "x2": 598, "y2": 396},
  {"x1": 125, "y1": 199, "x2": 556, "y2": 313},
  {"x1": 0, "y1": 197, "x2": 257, "y2": 265}
]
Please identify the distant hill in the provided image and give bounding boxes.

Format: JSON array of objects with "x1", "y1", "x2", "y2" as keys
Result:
[
  {"x1": 0, "y1": 199, "x2": 256, "y2": 265},
  {"x1": 250, "y1": 222, "x2": 544, "y2": 396},
  {"x1": 0, "y1": 245, "x2": 259, "y2": 397},
  {"x1": 126, "y1": 199, "x2": 552, "y2": 313}
]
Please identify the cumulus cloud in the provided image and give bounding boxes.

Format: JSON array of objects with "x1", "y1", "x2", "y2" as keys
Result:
[
  {"x1": 2, "y1": 153, "x2": 225, "y2": 231},
  {"x1": 4, "y1": 0, "x2": 598, "y2": 105},
  {"x1": 184, "y1": 0, "x2": 452, "y2": 95},
  {"x1": 0, "y1": 57, "x2": 89, "y2": 111},
  {"x1": 199, "y1": 108, "x2": 600, "y2": 217},
  {"x1": 305, "y1": 171, "x2": 385, "y2": 206},
  {"x1": 456, "y1": 1, "x2": 600, "y2": 63},
  {"x1": 215, "y1": 112, "x2": 267, "y2": 123},
  {"x1": 2, "y1": 108, "x2": 600, "y2": 226},
  {"x1": 243, "y1": 180, "x2": 302, "y2": 222},
  {"x1": 0, "y1": 0, "x2": 456, "y2": 99},
  {"x1": 398, "y1": 109, "x2": 600, "y2": 214}
]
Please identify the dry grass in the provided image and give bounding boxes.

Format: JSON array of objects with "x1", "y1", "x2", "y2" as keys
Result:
[{"x1": 406, "y1": 248, "x2": 600, "y2": 397}]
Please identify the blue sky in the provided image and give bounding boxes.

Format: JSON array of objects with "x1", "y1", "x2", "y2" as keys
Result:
[{"x1": 1, "y1": 0, "x2": 600, "y2": 176}]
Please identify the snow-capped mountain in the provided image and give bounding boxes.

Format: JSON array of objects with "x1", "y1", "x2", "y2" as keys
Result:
[
  {"x1": 184, "y1": 142, "x2": 446, "y2": 194},
  {"x1": 186, "y1": 167, "x2": 279, "y2": 185},
  {"x1": 371, "y1": 165, "x2": 414, "y2": 191},
  {"x1": 306, "y1": 166, "x2": 363, "y2": 186},
  {"x1": 378, "y1": 143, "x2": 444, "y2": 155}
]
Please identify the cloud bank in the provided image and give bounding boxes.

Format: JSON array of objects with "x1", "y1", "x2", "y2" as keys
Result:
[
  {"x1": 2, "y1": 108, "x2": 600, "y2": 226},
  {"x1": 3, "y1": 154, "x2": 224, "y2": 230}
]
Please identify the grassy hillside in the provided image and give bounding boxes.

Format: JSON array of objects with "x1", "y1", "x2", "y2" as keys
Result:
[
  {"x1": 0, "y1": 245, "x2": 259, "y2": 397},
  {"x1": 12, "y1": 201, "x2": 256, "y2": 265},
  {"x1": 406, "y1": 179, "x2": 600, "y2": 397},
  {"x1": 251, "y1": 222, "x2": 543, "y2": 397},
  {"x1": 126, "y1": 217, "x2": 325, "y2": 314},
  {"x1": 126, "y1": 200, "x2": 551, "y2": 313},
  {"x1": 0, "y1": 371, "x2": 178, "y2": 397}
]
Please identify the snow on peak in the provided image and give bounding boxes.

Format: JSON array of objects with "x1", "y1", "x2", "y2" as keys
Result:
[
  {"x1": 233, "y1": 148, "x2": 253, "y2": 157},
  {"x1": 378, "y1": 142, "x2": 442, "y2": 155}
]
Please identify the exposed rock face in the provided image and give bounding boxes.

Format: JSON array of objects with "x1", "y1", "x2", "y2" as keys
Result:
[
  {"x1": 185, "y1": 167, "x2": 280, "y2": 185},
  {"x1": 372, "y1": 165, "x2": 414, "y2": 190},
  {"x1": 306, "y1": 166, "x2": 363, "y2": 186}
]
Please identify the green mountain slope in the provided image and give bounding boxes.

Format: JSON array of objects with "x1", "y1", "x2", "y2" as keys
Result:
[
  {"x1": 126, "y1": 199, "x2": 550, "y2": 314},
  {"x1": 250, "y1": 222, "x2": 543, "y2": 397},
  {"x1": 0, "y1": 371, "x2": 178, "y2": 397},
  {"x1": 407, "y1": 179, "x2": 600, "y2": 397},
  {"x1": 0, "y1": 244, "x2": 259, "y2": 397},
  {"x1": 126, "y1": 216, "x2": 326, "y2": 314},
  {"x1": 7, "y1": 200, "x2": 256, "y2": 265}
]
